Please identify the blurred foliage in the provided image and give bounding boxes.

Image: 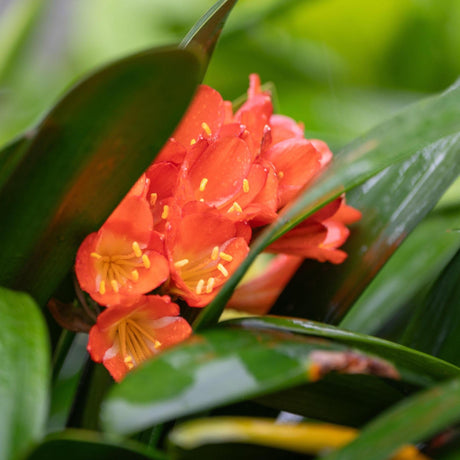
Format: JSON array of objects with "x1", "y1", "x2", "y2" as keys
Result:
[{"x1": 1, "y1": 0, "x2": 459, "y2": 149}]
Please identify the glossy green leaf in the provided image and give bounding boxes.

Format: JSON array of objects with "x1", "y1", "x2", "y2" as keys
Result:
[
  {"x1": 181, "y1": 0, "x2": 237, "y2": 58},
  {"x1": 401, "y1": 247, "x2": 460, "y2": 365},
  {"x1": 27, "y1": 429, "x2": 166, "y2": 460},
  {"x1": 322, "y1": 376, "x2": 460, "y2": 460},
  {"x1": 229, "y1": 316, "x2": 460, "y2": 385},
  {"x1": 194, "y1": 81, "x2": 460, "y2": 330},
  {"x1": 0, "y1": 286, "x2": 50, "y2": 460},
  {"x1": 0, "y1": 47, "x2": 203, "y2": 305},
  {"x1": 340, "y1": 206, "x2": 460, "y2": 334},
  {"x1": 101, "y1": 318, "x2": 459, "y2": 435}
]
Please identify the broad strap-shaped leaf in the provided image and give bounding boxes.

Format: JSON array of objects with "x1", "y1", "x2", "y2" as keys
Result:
[
  {"x1": 322, "y1": 376, "x2": 460, "y2": 460},
  {"x1": 229, "y1": 317, "x2": 460, "y2": 385},
  {"x1": 340, "y1": 206, "x2": 460, "y2": 334},
  {"x1": 26, "y1": 429, "x2": 166, "y2": 460},
  {"x1": 181, "y1": 0, "x2": 237, "y2": 58},
  {"x1": 168, "y1": 417, "x2": 427, "y2": 460},
  {"x1": 101, "y1": 319, "x2": 458, "y2": 435},
  {"x1": 194, "y1": 81, "x2": 460, "y2": 330},
  {"x1": 401, "y1": 248, "x2": 460, "y2": 365},
  {"x1": 0, "y1": 286, "x2": 49, "y2": 460},
  {"x1": 0, "y1": 47, "x2": 203, "y2": 305}
]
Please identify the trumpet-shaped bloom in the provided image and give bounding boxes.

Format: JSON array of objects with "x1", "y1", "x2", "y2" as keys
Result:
[
  {"x1": 87, "y1": 295, "x2": 191, "y2": 381},
  {"x1": 75, "y1": 195, "x2": 169, "y2": 305},
  {"x1": 166, "y1": 202, "x2": 250, "y2": 307}
]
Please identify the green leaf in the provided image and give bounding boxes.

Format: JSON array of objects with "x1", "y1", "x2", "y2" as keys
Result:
[
  {"x1": 194, "y1": 80, "x2": 460, "y2": 330},
  {"x1": 229, "y1": 316, "x2": 460, "y2": 385},
  {"x1": 401, "y1": 247, "x2": 460, "y2": 365},
  {"x1": 0, "y1": 47, "x2": 203, "y2": 305},
  {"x1": 26, "y1": 429, "x2": 166, "y2": 460},
  {"x1": 181, "y1": 0, "x2": 237, "y2": 58},
  {"x1": 101, "y1": 318, "x2": 458, "y2": 435},
  {"x1": 340, "y1": 206, "x2": 460, "y2": 334},
  {"x1": 322, "y1": 376, "x2": 460, "y2": 460},
  {"x1": 0, "y1": 286, "x2": 50, "y2": 460}
]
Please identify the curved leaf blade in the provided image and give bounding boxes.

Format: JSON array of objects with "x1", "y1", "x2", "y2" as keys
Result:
[
  {"x1": 0, "y1": 47, "x2": 203, "y2": 304},
  {"x1": 322, "y1": 377, "x2": 460, "y2": 460},
  {"x1": 181, "y1": 0, "x2": 237, "y2": 57},
  {"x1": 27, "y1": 429, "x2": 166, "y2": 460},
  {"x1": 401, "y1": 247, "x2": 460, "y2": 365},
  {"x1": 194, "y1": 81, "x2": 460, "y2": 330},
  {"x1": 0, "y1": 287, "x2": 50, "y2": 460},
  {"x1": 229, "y1": 316, "x2": 460, "y2": 385},
  {"x1": 100, "y1": 325, "x2": 401, "y2": 435},
  {"x1": 340, "y1": 207, "x2": 460, "y2": 334}
]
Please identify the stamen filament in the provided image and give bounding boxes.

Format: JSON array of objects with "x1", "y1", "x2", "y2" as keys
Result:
[
  {"x1": 201, "y1": 122, "x2": 212, "y2": 136},
  {"x1": 132, "y1": 242, "x2": 142, "y2": 258},
  {"x1": 196, "y1": 279, "x2": 205, "y2": 294},
  {"x1": 206, "y1": 277, "x2": 215, "y2": 293},
  {"x1": 219, "y1": 252, "x2": 233, "y2": 262},
  {"x1": 174, "y1": 259, "x2": 190, "y2": 268},
  {"x1": 127, "y1": 319, "x2": 162, "y2": 349},
  {"x1": 199, "y1": 178, "x2": 208, "y2": 192},
  {"x1": 211, "y1": 246, "x2": 219, "y2": 260},
  {"x1": 142, "y1": 254, "x2": 151, "y2": 269},
  {"x1": 217, "y1": 263, "x2": 229, "y2": 277}
]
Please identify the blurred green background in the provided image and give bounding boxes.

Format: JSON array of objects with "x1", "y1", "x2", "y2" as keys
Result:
[{"x1": 1, "y1": 0, "x2": 459, "y2": 151}]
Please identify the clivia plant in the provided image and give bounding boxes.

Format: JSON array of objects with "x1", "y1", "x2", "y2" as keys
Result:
[{"x1": 1, "y1": 1, "x2": 460, "y2": 460}]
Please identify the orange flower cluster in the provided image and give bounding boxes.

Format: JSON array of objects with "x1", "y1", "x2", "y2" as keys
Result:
[{"x1": 75, "y1": 74, "x2": 361, "y2": 381}]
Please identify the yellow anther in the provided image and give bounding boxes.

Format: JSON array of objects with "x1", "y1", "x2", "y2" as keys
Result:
[
  {"x1": 111, "y1": 280, "x2": 120, "y2": 293},
  {"x1": 99, "y1": 280, "x2": 106, "y2": 295},
  {"x1": 154, "y1": 340, "x2": 162, "y2": 349},
  {"x1": 124, "y1": 355, "x2": 133, "y2": 363},
  {"x1": 199, "y1": 177, "x2": 208, "y2": 192},
  {"x1": 161, "y1": 205, "x2": 169, "y2": 219},
  {"x1": 206, "y1": 277, "x2": 215, "y2": 294},
  {"x1": 278, "y1": 171, "x2": 285, "y2": 179},
  {"x1": 131, "y1": 269, "x2": 139, "y2": 282},
  {"x1": 196, "y1": 279, "x2": 205, "y2": 295},
  {"x1": 142, "y1": 254, "x2": 151, "y2": 269},
  {"x1": 150, "y1": 193, "x2": 158, "y2": 207},
  {"x1": 211, "y1": 246, "x2": 219, "y2": 260},
  {"x1": 199, "y1": 198, "x2": 205, "y2": 202},
  {"x1": 217, "y1": 263, "x2": 229, "y2": 277},
  {"x1": 219, "y1": 252, "x2": 233, "y2": 262},
  {"x1": 90, "y1": 252, "x2": 102, "y2": 259},
  {"x1": 227, "y1": 201, "x2": 243, "y2": 213},
  {"x1": 132, "y1": 241, "x2": 142, "y2": 258},
  {"x1": 201, "y1": 122, "x2": 212, "y2": 136},
  {"x1": 243, "y1": 178, "x2": 250, "y2": 193},
  {"x1": 174, "y1": 259, "x2": 190, "y2": 268},
  {"x1": 190, "y1": 138, "x2": 196, "y2": 145}
]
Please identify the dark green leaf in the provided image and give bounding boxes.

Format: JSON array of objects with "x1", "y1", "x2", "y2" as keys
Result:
[
  {"x1": 181, "y1": 0, "x2": 237, "y2": 58},
  {"x1": 101, "y1": 319, "x2": 458, "y2": 435},
  {"x1": 194, "y1": 81, "x2": 460, "y2": 330},
  {"x1": 401, "y1": 247, "x2": 460, "y2": 365},
  {"x1": 27, "y1": 429, "x2": 166, "y2": 460},
  {"x1": 0, "y1": 286, "x2": 50, "y2": 460},
  {"x1": 322, "y1": 376, "x2": 460, "y2": 460},
  {"x1": 340, "y1": 206, "x2": 460, "y2": 334},
  {"x1": 0, "y1": 47, "x2": 203, "y2": 305},
  {"x1": 229, "y1": 316, "x2": 460, "y2": 385}
]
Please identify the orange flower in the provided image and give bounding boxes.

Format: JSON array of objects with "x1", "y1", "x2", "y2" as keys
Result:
[
  {"x1": 166, "y1": 202, "x2": 250, "y2": 307},
  {"x1": 87, "y1": 295, "x2": 191, "y2": 381},
  {"x1": 75, "y1": 193, "x2": 169, "y2": 305}
]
